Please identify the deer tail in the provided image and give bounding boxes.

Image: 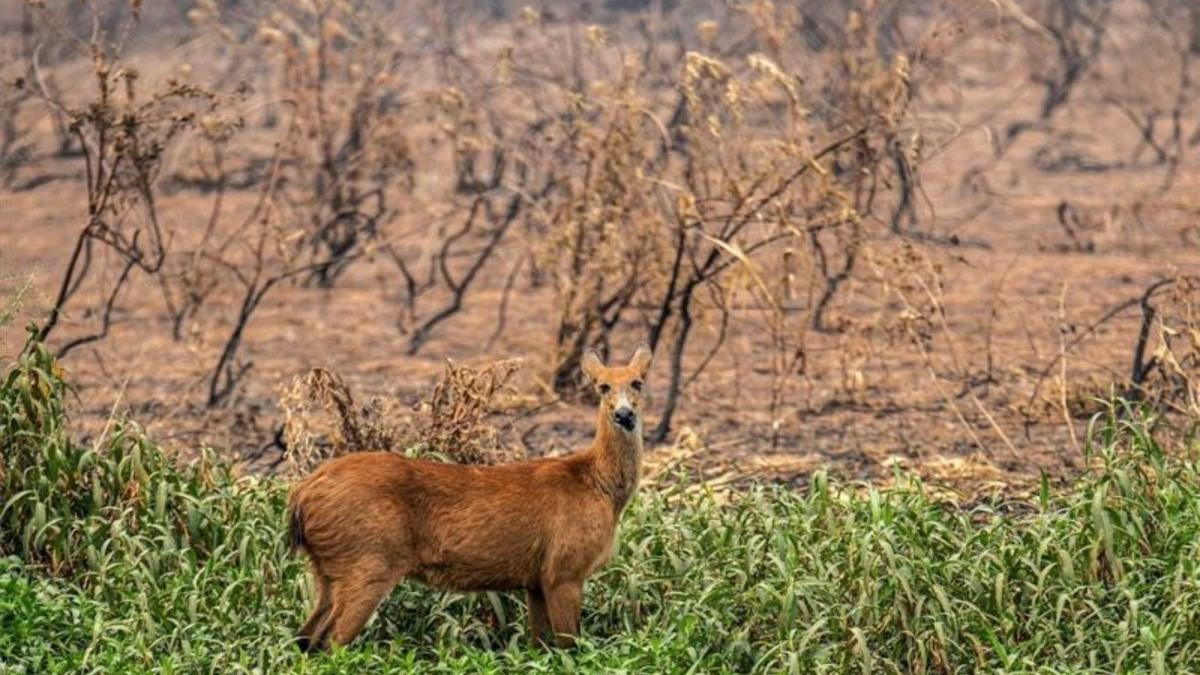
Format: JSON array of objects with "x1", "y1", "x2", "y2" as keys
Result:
[{"x1": 287, "y1": 493, "x2": 307, "y2": 554}]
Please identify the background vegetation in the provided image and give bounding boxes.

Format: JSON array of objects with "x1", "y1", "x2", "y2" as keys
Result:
[
  {"x1": 4, "y1": 331, "x2": 1200, "y2": 672},
  {"x1": 1, "y1": 0, "x2": 1196, "y2": 489}
]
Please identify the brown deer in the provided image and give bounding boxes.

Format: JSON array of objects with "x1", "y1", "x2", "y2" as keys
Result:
[{"x1": 287, "y1": 344, "x2": 652, "y2": 651}]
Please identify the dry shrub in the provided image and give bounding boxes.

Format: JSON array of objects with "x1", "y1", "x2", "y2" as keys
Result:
[
  {"x1": 0, "y1": 67, "x2": 34, "y2": 188},
  {"x1": 1020, "y1": 276, "x2": 1200, "y2": 427},
  {"x1": 422, "y1": 358, "x2": 525, "y2": 466},
  {"x1": 280, "y1": 359, "x2": 525, "y2": 477},
  {"x1": 254, "y1": 0, "x2": 415, "y2": 287},
  {"x1": 24, "y1": 4, "x2": 227, "y2": 354},
  {"x1": 279, "y1": 368, "x2": 408, "y2": 476},
  {"x1": 502, "y1": 0, "x2": 958, "y2": 440},
  {"x1": 1133, "y1": 276, "x2": 1199, "y2": 417},
  {"x1": 533, "y1": 64, "x2": 663, "y2": 392}
]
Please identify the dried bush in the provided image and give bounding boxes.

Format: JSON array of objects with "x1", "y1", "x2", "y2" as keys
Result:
[
  {"x1": 1125, "y1": 276, "x2": 1199, "y2": 418},
  {"x1": 254, "y1": 0, "x2": 415, "y2": 287},
  {"x1": 0, "y1": 66, "x2": 34, "y2": 188},
  {"x1": 491, "y1": 0, "x2": 961, "y2": 441},
  {"x1": 278, "y1": 367, "x2": 408, "y2": 477},
  {"x1": 1021, "y1": 276, "x2": 1200, "y2": 433},
  {"x1": 280, "y1": 358, "x2": 525, "y2": 477},
  {"x1": 1002, "y1": 0, "x2": 1114, "y2": 148},
  {"x1": 421, "y1": 358, "x2": 526, "y2": 464},
  {"x1": 18, "y1": 2, "x2": 232, "y2": 360},
  {"x1": 17, "y1": 0, "x2": 1194, "y2": 468}
]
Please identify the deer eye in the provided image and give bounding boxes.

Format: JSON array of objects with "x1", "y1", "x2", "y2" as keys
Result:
[
  {"x1": 630, "y1": 379, "x2": 644, "y2": 392},
  {"x1": 598, "y1": 383, "x2": 611, "y2": 394}
]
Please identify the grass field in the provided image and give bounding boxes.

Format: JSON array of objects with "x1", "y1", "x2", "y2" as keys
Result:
[{"x1": 3, "y1": 334, "x2": 1199, "y2": 673}]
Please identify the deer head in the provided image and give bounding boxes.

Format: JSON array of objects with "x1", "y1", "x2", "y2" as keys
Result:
[{"x1": 582, "y1": 343, "x2": 653, "y2": 435}]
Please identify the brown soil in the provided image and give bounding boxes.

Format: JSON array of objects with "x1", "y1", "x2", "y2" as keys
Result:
[{"x1": 2, "y1": 2, "x2": 1197, "y2": 495}]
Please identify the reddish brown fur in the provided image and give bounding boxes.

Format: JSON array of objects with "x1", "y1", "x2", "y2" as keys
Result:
[{"x1": 288, "y1": 345, "x2": 652, "y2": 651}]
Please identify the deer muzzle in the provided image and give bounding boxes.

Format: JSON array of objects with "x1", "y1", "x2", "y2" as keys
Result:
[{"x1": 613, "y1": 406, "x2": 637, "y2": 431}]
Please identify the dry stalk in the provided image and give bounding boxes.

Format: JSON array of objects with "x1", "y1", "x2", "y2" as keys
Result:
[{"x1": 1056, "y1": 283, "x2": 1082, "y2": 455}]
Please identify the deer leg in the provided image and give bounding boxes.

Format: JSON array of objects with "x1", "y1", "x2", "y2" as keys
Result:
[
  {"x1": 544, "y1": 581, "x2": 583, "y2": 648},
  {"x1": 309, "y1": 591, "x2": 340, "y2": 652},
  {"x1": 527, "y1": 586, "x2": 551, "y2": 645},
  {"x1": 325, "y1": 566, "x2": 399, "y2": 649},
  {"x1": 295, "y1": 570, "x2": 333, "y2": 652}
]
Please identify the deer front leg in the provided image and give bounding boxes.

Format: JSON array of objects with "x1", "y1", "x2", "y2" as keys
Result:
[{"x1": 544, "y1": 581, "x2": 583, "y2": 648}]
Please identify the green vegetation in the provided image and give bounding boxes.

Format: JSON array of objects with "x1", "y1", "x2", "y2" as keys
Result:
[{"x1": 2, "y1": 332, "x2": 1199, "y2": 674}]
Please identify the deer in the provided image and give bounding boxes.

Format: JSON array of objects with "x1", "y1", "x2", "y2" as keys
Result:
[{"x1": 287, "y1": 344, "x2": 653, "y2": 651}]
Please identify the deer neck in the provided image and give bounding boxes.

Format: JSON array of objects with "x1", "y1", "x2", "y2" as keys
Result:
[{"x1": 587, "y1": 411, "x2": 643, "y2": 514}]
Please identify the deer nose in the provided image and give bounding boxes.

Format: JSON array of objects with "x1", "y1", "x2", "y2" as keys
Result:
[{"x1": 613, "y1": 407, "x2": 637, "y2": 430}]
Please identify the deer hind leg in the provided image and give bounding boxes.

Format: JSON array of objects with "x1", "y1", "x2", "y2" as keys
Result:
[
  {"x1": 325, "y1": 559, "x2": 403, "y2": 649},
  {"x1": 544, "y1": 581, "x2": 583, "y2": 648},
  {"x1": 295, "y1": 568, "x2": 333, "y2": 653},
  {"x1": 527, "y1": 587, "x2": 551, "y2": 645}
]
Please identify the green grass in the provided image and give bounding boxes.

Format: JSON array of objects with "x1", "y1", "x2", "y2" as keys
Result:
[{"x1": 3, "y1": 329, "x2": 1200, "y2": 673}]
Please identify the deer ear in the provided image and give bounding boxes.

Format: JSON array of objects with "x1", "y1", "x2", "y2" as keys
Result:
[
  {"x1": 628, "y1": 342, "x2": 652, "y2": 376},
  {"x1": 581, "y1": 349, "x2": 605, "y2": 381}
]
